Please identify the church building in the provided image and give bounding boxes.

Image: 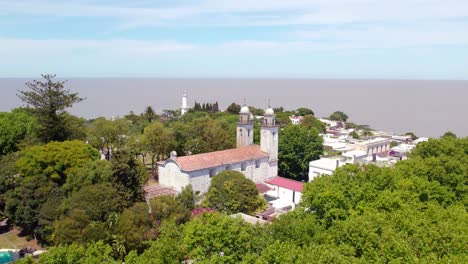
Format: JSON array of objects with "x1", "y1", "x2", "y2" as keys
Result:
[{"x1": 157, "y1": 105, "x2": 278, "y2": 194}]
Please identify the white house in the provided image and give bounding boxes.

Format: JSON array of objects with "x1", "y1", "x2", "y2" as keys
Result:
[
  {"x1": 158, "y1": 105, "x2": 279, "y2": 194},
  {"x1": 309, "y1": 158, "x2": 345, "y2": 181},
  {"x1": 289, "y1": 115, "x2": 303, "y2": 125},
  {"x1": 264, "y1": 176, "x2": 304, "y2": 208}
]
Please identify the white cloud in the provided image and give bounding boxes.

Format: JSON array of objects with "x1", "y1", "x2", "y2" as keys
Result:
[
  {"x1": 2, "y1": 0, "x2": 468, "y2": 27},
  {"x1": 0, "y1": 38, "x2": 196, "y2": 55}
]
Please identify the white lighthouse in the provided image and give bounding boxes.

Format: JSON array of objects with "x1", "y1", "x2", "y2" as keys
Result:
[{"x1": 181, "y1": 91, "x2": 188, "y2": 115}]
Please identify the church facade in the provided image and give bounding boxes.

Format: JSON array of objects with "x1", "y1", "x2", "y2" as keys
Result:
[{"x1": 157, "y1": 105, "x2": 278, "y2": 194}]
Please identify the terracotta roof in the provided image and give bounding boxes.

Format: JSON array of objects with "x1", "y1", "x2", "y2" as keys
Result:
[
  {"x1": 256, "y1": 183, "x2": 273, "y2": 194},
  {"x1": 162, "y1": 145, "x2": 268, "y2": 172},
  {"x1": 265, "y1": 176, "x2": 304, "y2": 192}
]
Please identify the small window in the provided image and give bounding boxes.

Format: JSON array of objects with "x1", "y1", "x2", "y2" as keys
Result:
[
  {"x1": 255, "y1": 160, "x2": 261, "y2": 168},
  {"x1": 226, "y1": 165, "x2": 232, "y2": 170},
  {"x1": 209, "y1": 169, "x2": 216, "y2": 178},
  {"x1": 241, "y1": 163, "x2": 247, "y2": 171}
]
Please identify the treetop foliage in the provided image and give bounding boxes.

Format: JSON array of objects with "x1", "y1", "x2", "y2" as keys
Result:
[
  {"x1": 205, "y1": 170, "x2": 266, "y2": 215},
  {"x1": 17, "y1": 74, "x2": 84, "y2": 142},
  {"x1": 328, "y1": 110, "x2": 349, "y2": 122}
]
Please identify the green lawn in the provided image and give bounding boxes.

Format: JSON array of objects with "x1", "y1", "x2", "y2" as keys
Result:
[{"x1": 0, "y1": 232, "x2": 28, "y2": 249}]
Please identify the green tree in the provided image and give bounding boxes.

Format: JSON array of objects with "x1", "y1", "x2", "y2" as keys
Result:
[
  {"x1": 182, "y1": 212, "x2": 259, "y2": 263},
  {"x1": 148, "y1": 195, "x2": 191, "y2": 225},
  {"x1": 62, "y1": 160, "x2": 113, "y2": 194},
  {"x1": 404, "y1": 132, "x2": 418, "y2": 140},
  {"x1": 301, "y1": 114, "x2": 326, "y2": 133},
  {"x1": 61, "y1": 183, "x2": 123, "y2": 222},
  {"x1": 17, "y1": 74, "x2": 84, "y2": 142},
  {"x1": 144, "y1": 106, "x2": 156, "y2": 123},
  {"x1": 205, "y1": 170, "x2": 266, "y2": 214},
  {"x1": 110, "y1": 150, "x2": 148, "y2": 207},
  {"x1": 142, "y1": 122, "x2": 175, "y2": 177},
  {"x1": 175, "y1": 184, "x2": 195, "y2": 210},
  {"x1": 278, "y1": 125, "x2": 323, "y2": 180},
  {"x1": 16, "y1": 140, "x2": 99, "y2": 185},
  {"x1": 350, "y1": 131, "x2": 360, "y2": 139},
  {"x1": 183, "y1": 117, "x2": 235, "y2": 154},
  {"x1": 295, "y1": 107, "x2": 314, "y2": 116},
  {"x1": 329, "y1": 111, "x2": 349, "y2": 122},
  {"x1": 226, "y1": 102, "x2": 241, "y2": 114},
  {"x1": 0, "y1": 108, "x2": 36, "y2": 156},
  {"x1": 124, "y1": 220, "x2": 185, "y2": 264},
  {"x1": 442, "y1": 131, "x2": 457, "y2": 138},
  {"x1": 18, "y1": 241, "x2": 117, "y2": 264},
  {"x1": 115, "y1": 202, "x2": 155, "y2": 253},
  {"x1": 87, "y1": 117, "x2": 130, "y2": 160},
  {"x1": 0, "y1": 153, "x2": 21, "y2": 220}
]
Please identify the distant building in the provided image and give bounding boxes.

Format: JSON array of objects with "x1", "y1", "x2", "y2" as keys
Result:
[
  {"x1": 342, "y1": 150, "x2": 368, "y2": 163},
  {"x1": 389, "y1": 143, "x2": 416, "y2": 161},
  {"x1": 319, "y1": 118, "x2": 344, "y2": 129},
  {"x1": 353, "y1": 137, "x2": 391, "y2": 158},
  {"x1": 391, "y1": 135, "x2": 413, "y2": 143},
  {"x1": 289, "y1": 115, "x2": 303, "y2": 125},
  {"x1": 309, "y1": 158, "x2": 345, "y2": 181},
  {"x1": 181, "y1": 91, "x2": 188, "y2": 115},
  {"x1": 158, "y1": 104, "x2": 278, "y2": 194}
]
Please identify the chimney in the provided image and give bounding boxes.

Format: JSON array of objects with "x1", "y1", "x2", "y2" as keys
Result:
[{"x1": 170, "y1": 151, "x2": 177, "y2": 160}]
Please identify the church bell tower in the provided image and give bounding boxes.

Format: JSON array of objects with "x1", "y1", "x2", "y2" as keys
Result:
[
  {"x1": 237, "y1": 104, "x2": 254, "y2": 148},
  {"x1": 261, "y1": 106, "x2": 278, "y2": 162}
]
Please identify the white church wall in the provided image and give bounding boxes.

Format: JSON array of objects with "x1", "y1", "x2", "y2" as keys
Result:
[
  {"x1": 159, "y1": 162, "x2": 189, "y2": 192},
  {"x1": 188, "y1": 169, "x2": 211, "y2": 194}
]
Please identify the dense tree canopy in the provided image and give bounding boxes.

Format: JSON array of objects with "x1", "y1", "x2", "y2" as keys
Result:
[
  {"x1": 301, "y1": 114, "x2": 326, "y2": 133},
  {"x1": 278, "y1": 125, "x2": 323, "y2": 180},
  {"x1": 295, "y1": 107, "x2": 314, "y2": 116},
  {"x1": 87, "y1": 117, "x2": 130, "y2": 160},
  {"x1": 142, "y1": 122, "x2": 174, "y2": 176},
  {"x1": 328, "y1": 110, "x2": 349, "y2": 122},
  {"x1": 205, "y1": 170, "x2": 266, "y2": 214},
  {"x1": 0, "y1": 108, "x2": 36, "y2": 156}
]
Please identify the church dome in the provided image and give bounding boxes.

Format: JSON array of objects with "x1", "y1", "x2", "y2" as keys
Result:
[
  {"x1": 240, "y1": 105, "x2": 250, "y2": 114},
  {"x1": 265, "y1": 107, "x2": 275, "y2": 116}
]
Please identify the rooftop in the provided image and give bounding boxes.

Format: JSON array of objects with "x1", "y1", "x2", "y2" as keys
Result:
[
  {"x1": 309, "y1": 158, "x2": 343, "y2": 171},
  {"x1": 265, "y1": 176, "x2": 304, "y2": 192},
  {"x1": 160, "y1": 145, "x2": 269, "y2": 172},
  {"x1": 256, "y1": 183, "x2": 273, "y2": 194}
]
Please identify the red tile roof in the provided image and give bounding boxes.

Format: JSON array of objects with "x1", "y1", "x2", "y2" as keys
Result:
[
  {"x1": 161, "y1": 145, "x2": 269, "y2": 172},
  {"x1": 256, "y1": 183, "x2": 273, "y2": 194},
  {"x1": 265, "y1": 176, "x2": 304, "y2": 192}
]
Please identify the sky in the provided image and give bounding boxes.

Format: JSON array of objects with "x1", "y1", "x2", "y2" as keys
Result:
[{"x1": 1, "y1": 0, "x2": 468, "y2": 79}]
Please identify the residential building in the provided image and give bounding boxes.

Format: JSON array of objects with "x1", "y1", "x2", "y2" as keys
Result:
[{"x1": 309, "y1": 157, "x2": 345, "y2": 181}]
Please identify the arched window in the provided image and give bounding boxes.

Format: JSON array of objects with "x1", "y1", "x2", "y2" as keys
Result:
[
  {"x1": 241, "y1": 163, "x2": 247, "y2": 171},
  {"x1": 209, "y1": 169, "x2": 216, "y2": 178},
  {"x1": 255, "y1": 160, "x2": 261, "y2": 168}
]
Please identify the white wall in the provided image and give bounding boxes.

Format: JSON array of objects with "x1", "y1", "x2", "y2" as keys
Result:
[
  {"x1": 158, "y1": 161, "x2": 189, "y2": 192},
  {"x1": 159, "y1": 157, "x2": 274, "y2": 194},
  {"x1": 308, "y1": 166, "x2": 334, "y2": 181},
  {"x1": 266, "y1": 185, "x2": 302, "y2": 206}
]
